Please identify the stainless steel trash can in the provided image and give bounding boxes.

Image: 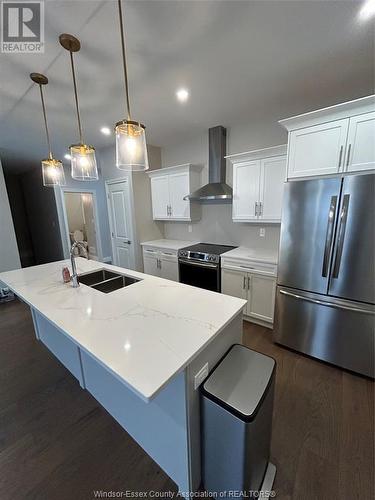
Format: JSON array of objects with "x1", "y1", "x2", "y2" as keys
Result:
[{"x1": 201, "y1": 344, "x2": 276, "y2": 496}]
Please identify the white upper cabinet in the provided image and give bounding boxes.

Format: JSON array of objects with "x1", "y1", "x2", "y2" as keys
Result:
[
  {"x1": 287, "y1": 119, "x2": 349, "y2": 178},
  {"x1": 227, "y1": 145, "x2": 287, "y2": 223},
  {"x1": 280, "y1": 95, "x2": 375, "y2": 180},
  {"x1": 150, "y1": 175, "x2": 169, "y2": 219},
  {"x1": 168, "y1": 172, "x2": 190, "y2": 219},
  {"x1": 345, "y1": 111, "x2": 375, "y2": 172},
  {"x1": 259, "y1": 155, "x2": 287, "y2": 221},
  {"x1": 232, "y1": 160, "x2": 260, "y2": 221},
  {"x1": 149, "y1": 164, "x2": 202, "y2": 221}
]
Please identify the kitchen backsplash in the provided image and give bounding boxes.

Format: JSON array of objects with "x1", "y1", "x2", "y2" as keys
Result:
[{"x1": 164, "y1": 203, "x2": 280, "y2": 255}]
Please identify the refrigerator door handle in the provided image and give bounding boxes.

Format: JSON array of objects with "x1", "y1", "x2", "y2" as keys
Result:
[
  {"x1": 332, "y1": 194, "x2": 350, "y2": 278},
  {"x1": 279, "y1": 289, "x2": 375, "y2": 315},
  {"x1": 322, "y1": 195, "x2": 338, "y2": 277}
]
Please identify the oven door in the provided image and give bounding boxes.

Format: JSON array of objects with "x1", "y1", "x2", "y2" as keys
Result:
[{"x1": 178, "y1": 258, "x2": 220, "y2": 292}]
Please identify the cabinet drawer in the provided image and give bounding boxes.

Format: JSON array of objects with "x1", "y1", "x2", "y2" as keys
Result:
[{"x1": 221, "y1": 260, "x2": 277, "y2": 277}]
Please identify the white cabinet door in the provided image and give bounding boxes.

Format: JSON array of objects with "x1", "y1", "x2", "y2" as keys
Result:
[
  {"x1": 160, "y1": 254, "x2": 179, "y2": 282},
  {"x1": 287, "y1": 119, "x2": 349, "y2": 178},
  {"x1": 259, "y1": 156, "x2": 286, "y2": 221},
  {"x1": 345, "y1": 111, "x2": 375, "y2": 172},
  {"x1": 221, "y1": 268, "x2": 248, "y2": 302},
  {"x1": 232, "y1": 161, "x2": 261, "y2": 221},
  {"x1": 108, "y1": 180, "x2": 135, "y2": 270},
  {"x1": 151, "y1": 176, "x2": 170, "y2": 219},
  {"x1": 247, "y1": 274, "x2": 276, "y2": 323},
  {"x1": 168, "y1": 173, "x2": 190, "y2": 219},
  {"x1": 143, "y1": 250, "x2": 160, "y2": 277}
]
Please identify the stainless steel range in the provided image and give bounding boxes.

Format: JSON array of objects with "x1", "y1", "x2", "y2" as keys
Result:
[{"x1": 178, "y1": 243, "x2": 237, "y2": 292}]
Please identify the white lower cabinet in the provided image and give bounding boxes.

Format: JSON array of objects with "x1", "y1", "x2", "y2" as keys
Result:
[
  {"x1": 221, "y1": 265, "x2": 276, "y2": 327},
  {"x1": 142, "y1": 247, "x2": 179, "y2": 281},
  {"x1": 143, "y1": 249, "x2": 160, "y2": 276}
]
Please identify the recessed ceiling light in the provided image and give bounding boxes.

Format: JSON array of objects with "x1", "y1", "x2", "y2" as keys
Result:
[
  {"x1": 176, "y1": 88, "x2": 189, "y2": 103},
  {"x1": 64, "y1": 154, "x2": 71, "y2": 160},
  {"x1": 101, "y1": 126, "x2": 111, "y2": 136},
  {"x1": 359, "y1": 0, "x2": 375, "y2": 20}
]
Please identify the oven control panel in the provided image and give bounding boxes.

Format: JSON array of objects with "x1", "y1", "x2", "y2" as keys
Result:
[{"x1": 178, "y1": 250, "x2": 220, "y2": 264}]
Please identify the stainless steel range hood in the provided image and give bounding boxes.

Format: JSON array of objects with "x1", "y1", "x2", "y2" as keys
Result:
[{"x1": 184, "y1": 126, "x2": 232, "y2": 202}]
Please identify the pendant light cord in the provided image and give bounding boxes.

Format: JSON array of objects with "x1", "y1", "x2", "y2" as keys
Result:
[
  {"x1": 39, "y1": 84, "x2": 52, "y2": 160},
  {"x1": 69, "y1": 50, "x2": 84, "y2": 144},
  {"x1": 118, "y1": 0, "x2": 131, "y2": 120}
]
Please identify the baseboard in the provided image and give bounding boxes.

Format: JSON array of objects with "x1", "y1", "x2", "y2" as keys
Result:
[{"x1": 244, "y1": 315, "x2": 273, "y2": 330}]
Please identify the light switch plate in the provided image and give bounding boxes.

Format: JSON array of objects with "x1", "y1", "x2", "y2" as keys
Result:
[
  {"x1": 188, "y1": 225, "x2": 193, "y2": 233},
  {"x1": 260, "y1": 227, "x2": 266, "y2": 237},
  {"x1": 194, "y1": 362, "x2": 209, "y2": 390}
]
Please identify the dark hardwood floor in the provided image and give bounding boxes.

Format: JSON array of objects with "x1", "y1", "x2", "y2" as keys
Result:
[{"x1": 0, "y1": 299, "x2": 373, "y2": 499}]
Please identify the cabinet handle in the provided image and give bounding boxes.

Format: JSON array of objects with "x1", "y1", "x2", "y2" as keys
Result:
[
  {"x1": 254, "y1": 202, "x2": 258, "y2": 216},
  {"x1": 346, "y1": 144, "x2": 352, "y2": 168},
  {"x1": 338, "y1": 145, "x2": 343, "y2": 169},
  {"x1": 166, "y1": 205, "x2": 170, "y2": 216},
  {"x1": 258, "y1": 202, "x2": 262, "y2": 216},
  {"x1": 243, "y1": 276, "x2": 246, "y2": 289},
  {"x1": 247, "y1": 276, "x2": 251, "y2": 290},
  {"x1": 169, "y1": 205, "x2": 172, "y2": 216}
]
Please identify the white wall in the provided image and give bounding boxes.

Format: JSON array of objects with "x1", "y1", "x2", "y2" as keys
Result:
[
  {"x1": 0, "y1": 159, "x2": 20, "y2": 273},
  {"x1": 161, "y1": 119, "x2": 287, "y2": 254}
]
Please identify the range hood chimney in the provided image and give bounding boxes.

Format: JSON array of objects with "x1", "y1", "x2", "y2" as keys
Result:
[{"x1": 184, "y1": 126, "x2": 232, "y2": 202}]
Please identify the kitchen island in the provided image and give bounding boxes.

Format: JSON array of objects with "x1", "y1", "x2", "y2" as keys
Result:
[{"x1": 0, "y1": 258, "x2": 246, "y2": 493}]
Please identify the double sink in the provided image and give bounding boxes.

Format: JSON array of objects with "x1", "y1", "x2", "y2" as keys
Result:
[{"x1": 78, "y1": 269, "x2": 141, "y2": 294}]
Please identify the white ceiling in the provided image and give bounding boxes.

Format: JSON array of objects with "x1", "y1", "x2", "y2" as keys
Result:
[{"x1": 0, "y1": 0, "x2": 374, "y2": 173}]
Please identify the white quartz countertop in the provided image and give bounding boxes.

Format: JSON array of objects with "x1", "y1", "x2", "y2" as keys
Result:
[
  {"x1": 222, "y1": 246, "x2": 278, "y2": 265},
  {"x1": 0, "y1": 259, "x2": 245, "y2": 401},
  {"x1": 141, "y1": 239, "x2": 198, "y2": 251}
]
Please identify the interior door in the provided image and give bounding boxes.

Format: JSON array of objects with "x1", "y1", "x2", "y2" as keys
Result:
[
  {"x1": 328, "y1": 173, "x2": 375, "y2": 304},
  {"x1": 107, "y1": 180, "x2": 135, "y2": 269},
  {"x1": 259, "y1": 156, "x2": 286, "y2": 221},
  {"x1": 168, "y1": 173, "x2": 190, "y2": 219},
  {"x1": 151, "y1": 175, "x2": 170, "y2": 219},
  {"x1": 278, "y1": 177, "x2": 342, "y2": 294},
  {"x1": 345, "y1": 112, "x2": 375, "y2": 172},
  {"x1": 287, "y1": 119, "x2": 349, "y2": 178},
  {"x1": 232, "y1": 160, "x2": 261, "y2": 220}
]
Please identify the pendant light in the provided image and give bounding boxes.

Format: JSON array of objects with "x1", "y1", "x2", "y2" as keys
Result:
[
  {"x1": 59, "y1": 33, "x2": 99, "y2": 181},
  {"x1": 115, "y1": 0, "x2": 149, "y2": 171},
  {"x1": 30, "y1": 73, "x2": 66, "y2": 187}
]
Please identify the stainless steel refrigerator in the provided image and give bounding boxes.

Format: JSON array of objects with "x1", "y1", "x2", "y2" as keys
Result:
[{"x1": 274, "y1": 172, "x2": 375, "y2": 377}]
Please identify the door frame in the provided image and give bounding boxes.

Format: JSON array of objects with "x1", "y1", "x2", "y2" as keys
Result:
[
  {"x1": 105, "y1": 177, "x2": 136, "y2": 270},
  {"x1": 59, "y1": 187, "x2": 103, "y2": 261}
]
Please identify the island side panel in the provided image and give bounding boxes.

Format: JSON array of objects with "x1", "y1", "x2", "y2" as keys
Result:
[
  {"x1": 32, "y1": 309, "x2": 85, "y2": 387},
  {"x1": 81, "y1": 351, "x2": 191, "y2": 493},
  {"x1": 185, "y1": 311, "x2": 243, "y2": 491}
]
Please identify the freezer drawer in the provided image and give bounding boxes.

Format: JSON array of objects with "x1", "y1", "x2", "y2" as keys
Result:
[{"x1": 274, "y1": 286, "x2": 375, "y2": 377}]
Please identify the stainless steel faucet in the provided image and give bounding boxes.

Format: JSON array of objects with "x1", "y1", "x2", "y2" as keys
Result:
[{"x1": 70, "y1": 241, "x2": 86, "y2": 288}]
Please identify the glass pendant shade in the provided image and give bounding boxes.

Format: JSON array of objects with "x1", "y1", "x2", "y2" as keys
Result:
[
  {"x1": 41, "y1": 158, "x2": 66, "y2": 187},
  {"x1": 115, "y1": 120, "x2": 149, "y2": 171},
  {"x1": 70, "y1": 143, "x2": 98, "y2": 181}
]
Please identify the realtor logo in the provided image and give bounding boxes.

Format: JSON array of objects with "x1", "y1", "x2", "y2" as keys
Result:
[{"x1": 1, "y1": 1, "x2": 44, "y2": 53}]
